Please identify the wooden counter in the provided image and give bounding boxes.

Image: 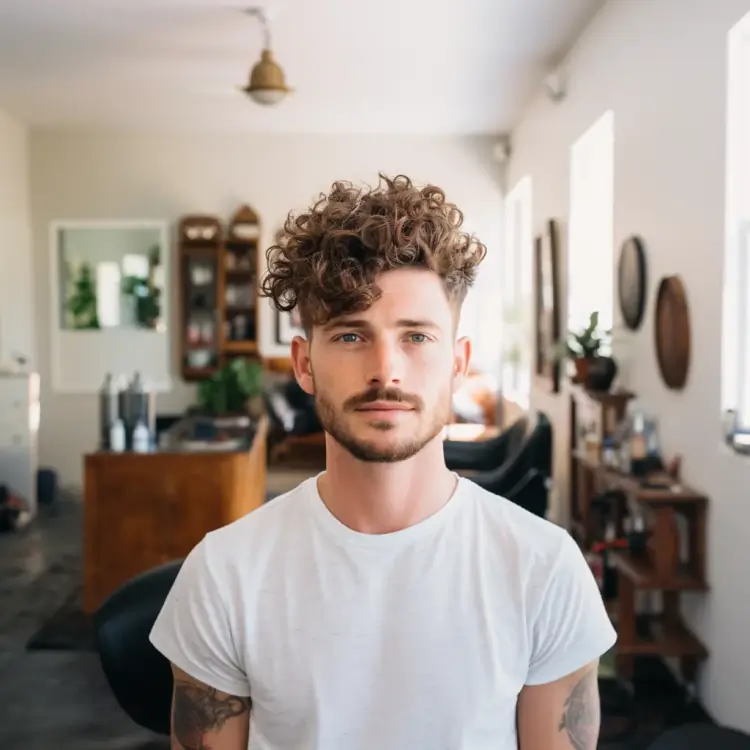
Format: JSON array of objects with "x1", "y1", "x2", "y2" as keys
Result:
[{"x1": 82, "y1": 415, "x2": 268, "y2": 613}]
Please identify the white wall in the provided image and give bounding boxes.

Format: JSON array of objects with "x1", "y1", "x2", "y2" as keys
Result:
[
  {"x1": 507, "y1": 0, "x2": 750, "y2": 729},
  {"x1": 30, "y1": 132, "x2": 503, "y2": 487},
  {"x1": 0, "y1": 110, "x2": 33, "y2": 367}
]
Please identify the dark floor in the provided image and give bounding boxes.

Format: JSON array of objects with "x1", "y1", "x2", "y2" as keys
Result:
[
  {"x1": 0, "y1": 497, "x2": 168, "y2": 750},
  {"x1": 0, "y1": 496, "x2": 709, "y2": 750}
]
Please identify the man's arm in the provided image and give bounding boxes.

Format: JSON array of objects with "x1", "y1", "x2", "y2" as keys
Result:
[
  {"x1": 170, "y1": 665, "x2": 250, "y2": 750},
  {"x1": 517, "y1": 660, "x2": 600, "y2": 750}
]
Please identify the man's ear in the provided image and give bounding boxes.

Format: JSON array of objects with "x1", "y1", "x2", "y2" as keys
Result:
[
  {"x1": 290, "y1": 335, "x2": 314, "y2": 395},
  {"x1": 452, "y1": 336, "x2": 472, "y2": 390}
]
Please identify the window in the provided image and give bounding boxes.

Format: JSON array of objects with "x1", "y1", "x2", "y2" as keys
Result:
[
  {"x1": 122, "y1": 253, "x2": 149, "y2": 279},
  {"x1": 500, "y1": 175, "x2": 534, "y2": 407},
  {"x1": 722, "y1": 12, "x2": 750, "y2": 445},
  {"x1": 568, "y1": 110, "x2": 615, "y2": 336}
]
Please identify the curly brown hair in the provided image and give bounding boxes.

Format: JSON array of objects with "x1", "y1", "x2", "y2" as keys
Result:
[{"x1": 259, "y1": 173, "x2": 487, "y2": 331}]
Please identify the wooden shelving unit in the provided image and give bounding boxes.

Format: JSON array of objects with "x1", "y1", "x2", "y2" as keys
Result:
[
  {"x1": 177, "y1": 206, "x2": 263, "y2": 381},
  {"x1": 177, "y1": 215, "x2": 223, "y2": 381},
  {"x1": 569, "y1": 386, "x2": 635, "y2": 546},
  {"x1": 611, "y1": 485, "x2": 708, "y2": 682},
  {"x1": 219, "y1": 205, "x2": 261, "y2": 363},
  {"x1": 568, "y1": 385, "x2": 709, "y2": 685}
]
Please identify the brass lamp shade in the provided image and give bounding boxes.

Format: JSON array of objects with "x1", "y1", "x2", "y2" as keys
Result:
[{"x1": 242, "y1": 49, "x2": 291, "y2": 105}]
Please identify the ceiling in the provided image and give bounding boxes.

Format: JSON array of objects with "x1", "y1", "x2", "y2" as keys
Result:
[{"x1": 0, "y1": 0, "x2": 603, "y2": 134}]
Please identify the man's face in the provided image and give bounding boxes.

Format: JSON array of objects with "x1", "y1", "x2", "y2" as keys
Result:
[{"x1": 291, "y1": 268, "x2": 471, "y2": 462}]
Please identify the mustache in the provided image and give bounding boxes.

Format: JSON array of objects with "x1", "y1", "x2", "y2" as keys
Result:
[{"x1": 343, "y1": 387, "x2": 423, "y2": 411}]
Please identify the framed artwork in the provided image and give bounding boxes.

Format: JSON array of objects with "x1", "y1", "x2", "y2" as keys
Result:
[
  {"x1": 534, "y1": 219, "x2": 562, "y2": 393},
  {"x1": 275, "y1": 307, "x2": 305, "y2": 345}
]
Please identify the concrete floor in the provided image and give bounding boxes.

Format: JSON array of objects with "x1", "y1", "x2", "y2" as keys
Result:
[{"x1": 0, "y1": 497, "x2": 168, "y2": 750}]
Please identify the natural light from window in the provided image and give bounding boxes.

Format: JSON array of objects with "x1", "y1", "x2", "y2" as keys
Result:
[
  {"x1": 568, "y1": 110, "x2": 615, "y2": 337},
  {"x1": 96, "y1": 261, "x2": 121, "y2": 329},
  {"x1": 722, "y1": 12, "x2": 750, "y2": 441},
  {"x1": 501, "y1": 175, "x2": 533, "y2": 407},
  {"x1": 122, "y1": 253, "x2": 150, "y2": 279}
]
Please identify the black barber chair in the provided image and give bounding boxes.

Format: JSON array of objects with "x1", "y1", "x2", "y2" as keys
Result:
[
  {"x1": 466, "y1": 411, "x2": 553, "y2": 517},
  {"x1": 93, "y1": 559, "x2": 183, "y2": 736},
  {"x1": 443, "y1": 416, "x2": 529, "y2": 473},
  {"x1": 265, "y1": 379, "x2": 322, "y2": 440}
]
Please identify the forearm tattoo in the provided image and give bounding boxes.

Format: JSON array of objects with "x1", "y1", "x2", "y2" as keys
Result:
[
  {"x1": 172, "y1": 678, "x2": 251, "y2": 750},
  {"x1": 557, "y1": 668, "x2": 600, "y2": 750}
]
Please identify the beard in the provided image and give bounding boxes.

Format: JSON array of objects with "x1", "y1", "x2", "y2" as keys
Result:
[{"x1": 314, "y1": 380, "x2": 453, "y2": 463}]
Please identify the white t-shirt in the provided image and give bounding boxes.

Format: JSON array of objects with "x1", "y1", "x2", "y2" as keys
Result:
[{"x1": 150, "y1": 475, "x2": 616, "y2": 750}]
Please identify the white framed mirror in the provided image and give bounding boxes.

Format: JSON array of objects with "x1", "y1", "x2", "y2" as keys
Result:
[{"x1": 49, "y1": 219, "x2": 172, "y2": 393}]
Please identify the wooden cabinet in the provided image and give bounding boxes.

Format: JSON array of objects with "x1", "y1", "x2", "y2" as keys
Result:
[
  {"x1": 83, "y1": 417, "x2": 268, "y2": 613},
  {"x1": 220, "y1": 205, "x2": 261, "y2": 360},
  {"x1": 178, "y1": 206, "x2": 262, "y2": 381},
  {"x1": 178, "y1": 215, "x2": 224, "y2": 381}
]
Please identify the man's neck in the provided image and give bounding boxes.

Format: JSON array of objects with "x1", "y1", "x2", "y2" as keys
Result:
[{"x1": 316, "y1": 436, "x2": 457, "y2": 535}]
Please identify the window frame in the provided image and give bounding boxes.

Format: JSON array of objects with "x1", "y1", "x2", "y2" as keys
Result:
[
  {"x1": 567, "y1": 110, "x2": 615, "y2": 338},
  {"x1": 722, "y1": 13, "x2": 750, "y2": 452},
  {"x1": 501, "y1": 175, "x2": 534, "y2": 409}
]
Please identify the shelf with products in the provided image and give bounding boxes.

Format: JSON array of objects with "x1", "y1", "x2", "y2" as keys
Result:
[
  {"x1": 568, "y1": 385, "x2": 709, "y2": 685},
  {"x1": 219, "y1": 205, "x2": 261, "y2": 356},
  {"x1": 177, "y1": 205, "x2": 264, "y2": 382},
  {"x1": 177, "y1": 215, "x2": 224, "y2": 381}
]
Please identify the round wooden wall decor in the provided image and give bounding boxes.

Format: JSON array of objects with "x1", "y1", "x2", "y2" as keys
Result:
[
  {"x1": 654, "y1": 275, "x2": 691, "y2": 390},
  {"x1": 617, "y1": 235, "x2": 647, "y2": 330}
]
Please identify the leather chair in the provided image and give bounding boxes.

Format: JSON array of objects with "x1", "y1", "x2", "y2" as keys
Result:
[
  {"x1": 93, "y1": 559, "x2": 183, "y2": 736},
  {"x1": 467, "y1": 411, "x2": 553, "y2": 517},
  {"x1": 265, "y1": 379, "x2": 325, "y2": 464},
  {"x1": 265, "y1": 379, "x2": 322, "y2": 439},
  {"x1": 443, "y1": 416, "x2": 529, "y2": 473}
]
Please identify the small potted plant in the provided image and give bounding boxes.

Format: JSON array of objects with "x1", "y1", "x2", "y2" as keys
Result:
[
  {"x1": 196, "y1": 358, "x2": 265, "y2": 417},
  {"x1": 559, "y1": 311, "x2": 616, "y2": 389}
]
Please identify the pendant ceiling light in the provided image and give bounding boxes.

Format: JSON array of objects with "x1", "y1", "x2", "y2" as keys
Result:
[{"x1": 240, "y1": 7, "x2": 292, "y2": 106}]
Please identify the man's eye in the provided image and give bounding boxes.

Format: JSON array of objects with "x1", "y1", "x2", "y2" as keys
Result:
[
  {"x1": 339, "y1": 333, "x2": 360, "y2": 343},
  {"x1": 409, "y1": 333, "x2": 428, "y2": 343}
]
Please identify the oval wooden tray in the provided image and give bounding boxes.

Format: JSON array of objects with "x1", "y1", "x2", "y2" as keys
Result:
[
  {"x1": 654, "y1": 275, "x2": 690, "y2": 389},
  {"x1": 617, "y1": 235, "x2": 647, "y2": 330}
]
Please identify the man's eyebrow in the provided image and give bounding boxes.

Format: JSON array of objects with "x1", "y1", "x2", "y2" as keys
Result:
[
  {"x1": 322, "y1": 318, "x2": 440, "y2": 331},
  {"x1": 322, "y1": 318, "x2": 371, "y2": 331},
  {"x1": 396, "y1": 318, "x2": 440, "y2": 329}
]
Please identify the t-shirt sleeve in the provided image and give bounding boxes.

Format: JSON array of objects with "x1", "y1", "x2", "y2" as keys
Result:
[
  {"x1": 525, "y1": 531, "x2": 617, "y2": 686},
  {"x1": 149, "y1": 537, "x2": 251, "y2": 697}
]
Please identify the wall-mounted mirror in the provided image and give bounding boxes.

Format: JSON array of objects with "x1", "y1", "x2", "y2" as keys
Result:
[
  {"x1": 50, "y1": 220, "x2": 172, "y2": 393},
  {"x1": 58, "y1": 224, "x2": 165, "y2": 331}
]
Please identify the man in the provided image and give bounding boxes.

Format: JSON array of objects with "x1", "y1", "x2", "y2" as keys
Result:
[{"x1": 150, "y1": 174, "x2": 616, "y2": 750}]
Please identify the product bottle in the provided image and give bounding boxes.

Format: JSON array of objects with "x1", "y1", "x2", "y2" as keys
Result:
[
  {"x1": 132, "y1": 420, "x2": 151, "y2": 453},
  {"x1": 109, "y1": 419, "x2": 126, "y2": 452},
  {"x1": 98, "y1": 373, "x2": 121, "y2": 449}
]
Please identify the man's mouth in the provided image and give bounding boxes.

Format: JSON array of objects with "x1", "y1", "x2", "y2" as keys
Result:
[{"x1": 355, "y1": 401, "x2": 414, "y2": 412}]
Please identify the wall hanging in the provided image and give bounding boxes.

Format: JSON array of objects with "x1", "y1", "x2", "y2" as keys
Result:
[
  {"x1": 654, "y1": 274, "x2": 691, "y2": 390},
  {"x1": 534, "y1": 218, "x2": 562, "y2": 393},
  {"x1": 617, "y1": 235, "x2": 647, "y2": 331}
]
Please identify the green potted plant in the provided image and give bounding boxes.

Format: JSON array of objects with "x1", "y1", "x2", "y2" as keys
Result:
[
  {"x1": 196, "y1": 358, "x2": 265, "y2": 417},
  {"x1": 66, "y1": 262, "x2": 100, "y2": 329},
  {"x1": 559, "y1": 311, "x2": 612, "y2": 386}
]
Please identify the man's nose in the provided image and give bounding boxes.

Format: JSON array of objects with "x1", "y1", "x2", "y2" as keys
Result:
[{"x1": 365, "y1": 338, "x2": 403, "y2": 387}]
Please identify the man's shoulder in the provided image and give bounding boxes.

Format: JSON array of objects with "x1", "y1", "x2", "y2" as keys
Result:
[
  {"x1": 461, "y1": 477, "x2": 570, "y2": 563},
  {"x1": 202, "y1": 478, "x2": 314, "y2": 562}
]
